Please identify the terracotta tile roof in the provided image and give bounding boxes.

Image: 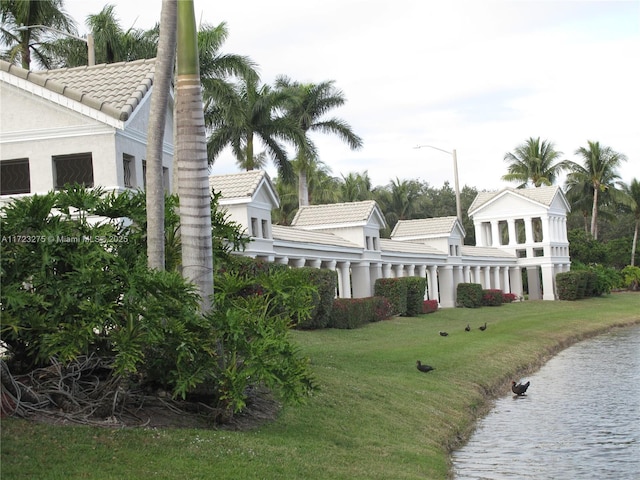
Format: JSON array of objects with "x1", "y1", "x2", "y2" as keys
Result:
[
  {"x1": 0, "y1": 58, "x2": 155, "y2": 121},
  {"x1": 468, "y1": 185, "x2": 562, "y2": 214},
  {"x1": 291, "y1": 200, "x2": 379, "y2": 228},
  {"x1": 272, "y1": 225, "x2": 361, "y2": 249},
  {"x1": 209, "y1": 170, "x2": 277, "y2": 202},
  {"x1": 391, "y1": 216, "x2": 458, "y2": 238}
]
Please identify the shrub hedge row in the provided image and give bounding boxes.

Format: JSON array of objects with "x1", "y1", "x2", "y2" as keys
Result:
[{"x1": 556, "y1": 270, "x2": 608, "y2": 300}]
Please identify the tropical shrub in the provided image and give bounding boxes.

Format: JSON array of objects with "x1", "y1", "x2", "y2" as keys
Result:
[
  {"x1": 481, "y1": 289, "x2": 504, "y2": 306},
  {"x1": 456, "y1": 283, "x2": 483, "y2": 308},
  {"x1": 208, "y1": 268, "x2": 318, "y2": 415},
  {"x1": 621, "y1": 265, "x2": 640, "y2": 290}
]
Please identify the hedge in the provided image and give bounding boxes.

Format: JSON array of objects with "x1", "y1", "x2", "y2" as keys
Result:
[{"x1": 456, "y1": 283, "x2": 483, "y2": 308}]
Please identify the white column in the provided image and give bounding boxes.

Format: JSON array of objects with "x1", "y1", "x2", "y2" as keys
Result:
[
  {"x1": 275, "y1": 256, "x2": 289, "y2": 265},
  {"x1": 509, "y1": 266, "x2": 523, "y2": 298},
  {"x1": 351, "y1": 262, "x2": 371, "y2": 298},
  {"x1": 382, "y1": 263, "x2": 393, "y2": 278},
  {"x1": 492, "y1": 266, "x2": 501, "y2": 290},
  {"x1": 483, "y1": 266, "x2": 491, "y2": 289},
  {"x1": 541, "y1": 214, "x2": 550, "y2": 243},
  {"x1": 428, "y1": 266, "x2": 439, "y2": 303},
  {"x1": 501, "y1": 266, "x2": 511, "y2": 293},
  {"x1": 406, "y1": 264, "x2": 415, "y2": 277},
  {"x1": 491, "y1": 221, "x2": 500, "y2": 247},
  {"x1": 393, "y1": 264, "x2": 405, "y2": 278},
  {"x1": 524, "y1": 217, "x2": 534, "y2": 244},
  {"x1": 417, "y1": 265, "x2": 428, "y2": 299},
  {"x1": 308, "y1": 258, "x2": 322, "y2": 268},
  {"x1": 438, "y1": 266, "x2": 455, "y2": 308},
  {"x1": 337, "y1": 261, "x2": 351, "y2": 298},
  {"x1": 541, "y1": 264, "x2": 556, "y2": 301},
  {"x1": 473, "y1": 265, "x2": 482, "y2": 284},
  {"x1": 507, "y1": 219, "x2": 517, "y2": 245},
  {"x1": 474, "y1": 223, "x2": 484, "y2": 246}
]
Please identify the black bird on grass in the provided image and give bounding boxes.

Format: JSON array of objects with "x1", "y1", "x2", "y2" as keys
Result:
[
  {"x1": 439, "y1": 331, "x2": 449, "y2": 337},
  {"x1": 416, "y1": 361, "x2": 434, "y2": 373},
  {"x1": 465, "y1": 324, "x2": 471, "y2": 332},
  {"x1": 479, "y1": 322, "x2": 487, "y2": 331},
  {"x1": 511, "y1": 380, "x2": 530, "y2": 396}
]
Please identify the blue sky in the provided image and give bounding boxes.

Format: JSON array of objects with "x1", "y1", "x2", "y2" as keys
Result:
[{"x1": 65, "y1": 0, "x2": 639, "y2": 191}]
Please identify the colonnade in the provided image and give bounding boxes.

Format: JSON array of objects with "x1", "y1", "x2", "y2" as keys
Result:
[{"x1": 269, "y1": 255, "x2": 559, "y2": 307}]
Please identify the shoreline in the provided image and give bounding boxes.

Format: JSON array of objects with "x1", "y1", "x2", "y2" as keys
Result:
[{"x1": 445, "y1": 318, "x2": 640, "y2": 477}]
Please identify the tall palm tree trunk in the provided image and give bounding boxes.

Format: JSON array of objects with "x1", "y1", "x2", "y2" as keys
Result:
[
  {"x1": 591, "y1": 186, "x2": 599, "y2": 239},
  {"x1": 632, "y1": 219, "x2": 638, "y2": 266},
  {"x1": 298, "y1": 169, "x2": 309, "y2": 206},
  {"x1": 176, "y1": 0, "x2": 214, "y2": 312},
  {"x1": 146, "y1": 0, "x2": 176, "y2": 270}
]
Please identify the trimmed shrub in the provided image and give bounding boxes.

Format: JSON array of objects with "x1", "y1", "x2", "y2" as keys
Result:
[
  {"x1": 290, "y1": 267, "x2": 338, "y2": 329},
  {"x1": 481, "y1": 289, "x2": 504, "y2": 306},
  {"x1": 374, "y1": 278, "x2": 407, "y2": 316},
  {"x1": 457, "y1": 283, "x2": 483, "y2": 308},
  {"x1": 556, "y1": 271, "x2": 583, "y2": 300},
  {"x1": 329, "y1": 296, "x2": 394, "y2": 329},
  {"x1": 422, "y1": 299, "x2": 439, "y2": 314},
  {"x1": 503, "y1": 293, "x2": 518, "y2": 303},
  {"x1": 404, "y1": 277, "x2": 427, "y2": 317}
]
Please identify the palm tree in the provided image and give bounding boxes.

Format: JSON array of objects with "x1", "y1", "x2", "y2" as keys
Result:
[
  {"x1": 502, "y1": 137, "x2": 570, "y2": 188},
  {"x1": 205, "y1": 76, "x2": 299, "y2": 182},
  {"x1": 275, "y1": 76, "x2": 363, "y2": 207},
  {"x1": 374, "y1": 178, "x2": 425, "y2": 233},
  {"x1": 340, "y1": 171, "x2": 373, "y2": 202},
  {"x1": 621, "y1": 178, "x2": 640, "y2": 266},
  {"x1": 566, "y1": 141, "x2": 627, "y2": 240},
  {"x1": 145, "y1": 0, "x2": 176, "y2": 271},
  {"x1": 0, "y1": 0, "x2": 76, "y2": 69},
  {"x1": 175, "y1": 0, "x2": 214, "y2": 312}
]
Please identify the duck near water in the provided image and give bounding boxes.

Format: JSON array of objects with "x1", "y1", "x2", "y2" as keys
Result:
[
  {"x1": 416, "y1": 361, "x2": 435, "y2": 373},
  {"x1": 479, "y1": 322, "x2": 487, "y2": 331},
  {"x1": 439, "y1": 331, "x2": 449, "y2": 337},
  {"x1": 465, "y1": 324, "x2": 471, "y2": 332},
  {"x1": 511, "y1": 380, "x2": 530, "y2": 396}
]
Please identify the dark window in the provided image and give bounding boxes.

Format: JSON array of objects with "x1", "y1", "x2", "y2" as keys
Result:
[
  {"x1": 53, "y1": 153, "x2": 94, "y2": 188},
  {"x1": 123, "y1": 154, "x2": 134, "y2": 188},
  {"x1": 1, "y1": 158, "x2": 30, "y2": 194}
]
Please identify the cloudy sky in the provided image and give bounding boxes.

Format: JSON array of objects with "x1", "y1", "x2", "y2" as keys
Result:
[{"x1": 64, "y1": 0, "x2": 639, "y2": 191}]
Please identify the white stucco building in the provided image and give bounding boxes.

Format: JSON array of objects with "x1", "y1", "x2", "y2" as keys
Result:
[{"x1": 1, "y1": 59, "x2": 571, "y2": 307}]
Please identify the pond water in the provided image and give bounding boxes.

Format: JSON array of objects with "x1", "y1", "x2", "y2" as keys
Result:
[{"x1": 452, "y1": 324, "x2": 640, "y2": 480}]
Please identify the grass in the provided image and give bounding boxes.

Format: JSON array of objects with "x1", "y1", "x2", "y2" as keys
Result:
[{"x1": 1, "y1": 293, "x2": 639, "y2": 479}]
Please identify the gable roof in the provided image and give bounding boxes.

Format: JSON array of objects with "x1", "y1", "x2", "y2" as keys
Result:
[
  {"x1": 210, "y1": 170, "x2": 279, "y2": 206},
  {"x1": 0, "y1": 58, "x2": 156, "y2": 122},
  {"x1": 291, "y1": 200, "x2": 387, "y2": 230},
  {"x1": 391, "y1": 216, "x2": 463, "y2": 239},
  {"x1": 468, "y1": 185, "x2": 568, "y2": 216}
]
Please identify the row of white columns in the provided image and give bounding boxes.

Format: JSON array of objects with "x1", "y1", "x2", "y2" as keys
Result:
[
  {"x1": 477, "y1": 215, "x2": 568, "y2": 248},
  {"x1": 273, "y1": 256, "x2": 534, "y2": 307}
]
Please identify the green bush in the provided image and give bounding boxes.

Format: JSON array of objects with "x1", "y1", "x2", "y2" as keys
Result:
[
  {"x1": 404, "y1": 277, "x2": 427, "y2": 317},
  {"x1": 456, "y1": 283, "x2": 483, "y2": 308},
  {"x1": 556, "y1": 271, "x2": 585, "y2": 300},
  {"x1": 621, "y1": 265, "x2": 640, "y2": 290},
  {"x1": 291, "y1": 268, "x2": 338, "y2": 329},
  {"x1": 374, "y1": 278, "x2": 407, "y2": 316}
]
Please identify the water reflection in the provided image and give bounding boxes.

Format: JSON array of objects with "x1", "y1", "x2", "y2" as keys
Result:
[{"x1": 453, "y1": 325, "x2": 640, "y2": 480}]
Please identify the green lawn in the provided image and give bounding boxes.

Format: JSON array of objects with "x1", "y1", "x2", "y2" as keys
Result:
[{"x1": 2, "y1": 293, "x2": 639, "y2": 480}]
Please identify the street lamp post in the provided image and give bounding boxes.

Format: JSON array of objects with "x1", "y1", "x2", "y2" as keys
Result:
[
  {"x1": 415, "y1": 144, "x2": 462, "y2": 223},
  {"x1": 17, "y1": 24, "x2": 95, "y2": 66}
]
